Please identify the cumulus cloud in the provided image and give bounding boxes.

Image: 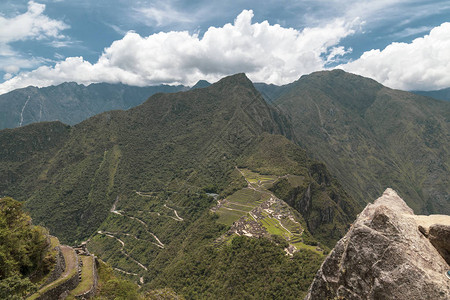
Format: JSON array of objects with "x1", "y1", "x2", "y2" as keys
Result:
[
  {"x1": 0, "y1": 1, "x2": 68, "y2": 44},
  {"x1": 339, "y1": 22, "x2": 450, "y2": 90},
  {"x1": 0, "y1": 10, "x2": 356, "y2": 94},
  {"x1": 0, "y1": 1, "x2": 69, "y2": 76}
]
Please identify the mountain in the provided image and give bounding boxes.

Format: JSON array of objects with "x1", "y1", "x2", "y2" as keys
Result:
[
  {"x1": 0, "y1": 82, "x2": 187, "y2": 130},
  {"x1": 413, "y1": 87, "x2": 450, "y2": 102},
  {"x1": 190, "y1": 80, "x2": 211, "y2": 90},
  {"x1": 306, "y1": 188, "x2": 450, "y2": 299},
  {"x1": 0, "y1": 73, "x2": 359, "y2": 298},
  {"x1": 273, "y1": 69, "x2": 450, "y2": 215}
]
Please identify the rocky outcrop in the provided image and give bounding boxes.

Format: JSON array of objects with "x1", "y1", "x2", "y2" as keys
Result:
[{"x1": 305, "y1": 188, "x2": 450, "y2": 300}]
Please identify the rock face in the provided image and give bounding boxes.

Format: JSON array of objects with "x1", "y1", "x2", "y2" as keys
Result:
[{"x1": 305, "y1": 188, "x2": 450, "y2": 300}]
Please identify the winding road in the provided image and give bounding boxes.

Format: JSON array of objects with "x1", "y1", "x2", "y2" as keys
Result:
[
  {"x1": 135, "y1": 191, "x2": 184, "y2": 222},
  {"x1": 97, "y1": 231, "x2": 148, "y2": 271},
  {"x1": 109, "y1": 196, "x2": 165, "y2": 248}
]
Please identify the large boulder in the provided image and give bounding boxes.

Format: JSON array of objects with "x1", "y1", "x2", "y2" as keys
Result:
[{"x1": 305, "y1": 188, "x2": 450, "y2": 299}]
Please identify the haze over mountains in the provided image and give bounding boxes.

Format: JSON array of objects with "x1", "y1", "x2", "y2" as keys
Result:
[
  {"x1": 0, "y1": 70, "x2": 449, "y2": 299},
  {"x1": 2, "y1": 73, "x2": 449, "y2": 131}
]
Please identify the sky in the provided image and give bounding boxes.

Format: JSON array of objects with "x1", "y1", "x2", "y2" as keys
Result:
[{"x1": 0, "y1": 0, "x2": 449, "y2": 95}]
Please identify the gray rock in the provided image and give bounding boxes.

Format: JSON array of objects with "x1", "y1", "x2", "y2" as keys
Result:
[{"x1": 305, "y1": 188, "x2": 450, "y2": 300}]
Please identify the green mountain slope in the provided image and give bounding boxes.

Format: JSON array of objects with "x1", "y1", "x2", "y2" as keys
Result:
[
  {"x1": 0, "y1": 82, "x2": 186, "y2": 130},
  {"x1": 0, "y1": 73, "x2": 359, "y2": 298},
  {"x1": 274, "y1": 69, "x2": 450, "y2": 214}
]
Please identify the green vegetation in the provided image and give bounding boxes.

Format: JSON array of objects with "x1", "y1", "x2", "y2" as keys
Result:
[
  {"x1": 94, "y1": 260, "x2": 141, "y2": 300},
  {"x1": 213, "y1": 165, "x2": 328, "y2": 254},
  {"x1": 0, "y1": 197, "x2": 53, "y2": 299},
  {"x1": 413, "y1": 87, "x2": 450, "y2": 102},
  {"x1": 150, "y1": 236, "x2": 322, "y2": 299},
  {"x1": 215, "y1": 187, "x2": 264, "y2": 225}
]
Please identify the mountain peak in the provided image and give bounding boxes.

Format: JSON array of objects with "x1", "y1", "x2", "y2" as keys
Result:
[
  {"x1": 299, "y1": 69, "x2": 381, "y2": 87},
  {"x1": 213, "y1": 73, "x2": 253, "y2": 88},
  {"x1": 190, "y1": 80, "x2": 211, "y2": 90}
]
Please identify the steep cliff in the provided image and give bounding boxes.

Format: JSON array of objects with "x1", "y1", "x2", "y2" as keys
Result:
[{"x1": 306, "y1": 188, "x2": 450, "y2": 299}]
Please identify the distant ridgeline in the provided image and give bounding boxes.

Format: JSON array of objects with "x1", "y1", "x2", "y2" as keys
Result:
[
  {"x1": 0, "y1": 82, "x2": 188, "y2": 130},
  {"x1": 413, "y1": 87, "x2": 450, "y2": 102},
  {"x1": 0, "y1": 70, "x2": 449, "y2": 299}
]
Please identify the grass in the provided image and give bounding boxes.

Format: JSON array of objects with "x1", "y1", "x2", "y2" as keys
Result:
[
  {"x1": 215, "y1": 167, "x2": 326, "y2": 257},
  {"x1": 225, "y1": 202, "x2": 253, "y2": 212},
  {"x1": 240, "y1": 169, "x2": 278, "y2": 185},
  {"x1": 293, "y1": 242, "x2": 322, "y2": 253},
  {"x1": 226, "y1": 188, "x2": 261, "y2": 205},
  {"x1": 259, "y1": 216, "x2": 289, "y2": 237},
  {"x1": 68, "y1": 255, "x2": 95, "y2": 297},
  {"x1": 286, "y1": 175, "x2": 305, "y2": 187},
  {"x1": 215, "y1": 186, "x2": 264, "y2": 225},
  {"x1": 216, "y1": 209, "x2": 246, "y2": 225}
]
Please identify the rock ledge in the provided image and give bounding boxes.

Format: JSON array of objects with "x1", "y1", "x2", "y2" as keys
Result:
[{"x1": 305, "y1": 188, "x2": 450, "y2": 300}]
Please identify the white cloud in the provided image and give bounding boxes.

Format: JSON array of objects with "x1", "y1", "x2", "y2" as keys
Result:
[
  {"x1": 0, "y1": 1, "x2": 68, "y2": 44},
  {"x1": 0, "y1": 9, "x2": 356, "y2": 94},
  {"x1": 0, "y1": 53, "x2": 43, "y2": 75},
  {"x1": 0, "y1": 1, "x2": 69, "y2": 76},
  {"x1": 339, "y1": 22, "x2": 450, "y2": 91}
]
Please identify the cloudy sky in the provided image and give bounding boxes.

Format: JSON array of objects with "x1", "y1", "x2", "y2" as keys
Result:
[{"x1": 0, "y1": 0, "x2": 449, "y2": 94}]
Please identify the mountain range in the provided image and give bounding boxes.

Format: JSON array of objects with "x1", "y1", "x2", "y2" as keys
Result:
[
  {"x1": 0, "y1": 70, "x2": 449, "y2": 299},
  {"x1": 0, "y1": 82, "x2": 187, "y2": 130},
  {"x1": 413, "y1": 87, "x2": 450, "y2": 102}
]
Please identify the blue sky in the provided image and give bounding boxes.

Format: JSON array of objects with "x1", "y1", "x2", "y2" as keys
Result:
[{"x1": 0, "y1": 0, "x2": 449, "y2": 94}]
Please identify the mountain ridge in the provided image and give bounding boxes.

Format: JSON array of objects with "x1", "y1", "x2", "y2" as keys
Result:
[
  {"x1": 0, "y1": 82, "x2": 188, "y2": 130},
  {"x1": 273, "y1": 69, "x2": 450, "y2": 215}
]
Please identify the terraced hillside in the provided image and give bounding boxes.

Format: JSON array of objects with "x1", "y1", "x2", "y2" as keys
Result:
[
  {"x1": 27, "y1": 239, "x2": 98, "y2": 300},
  {"x1": 213, "y1": 168, "x2": 325, "y2": 255}
]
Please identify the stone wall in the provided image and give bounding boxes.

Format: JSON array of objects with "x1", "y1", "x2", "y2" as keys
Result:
[{"x1": 35, "y1": 254, "x2": 80, "y2": 300}]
